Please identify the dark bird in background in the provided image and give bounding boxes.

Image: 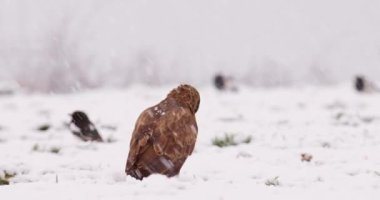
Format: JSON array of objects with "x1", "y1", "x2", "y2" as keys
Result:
[
  {"x1": 355, "y1": 76, "x2": 365, "y2": 92},
  {"x1": 213, "y1": 73, "x2": 238, "y2": 92},
  {"x1": 126, "y1": 84, "x2": 200, "y2": 180},
  {"x1": 214, "y1": 74, "x2": 226, "y2": 90},
  {"x1": 69, "y1": 111, "x2": 103, "y2": 142},
  {"x1": 354, "y1": 75, "x2": 379, "y2": 93}
]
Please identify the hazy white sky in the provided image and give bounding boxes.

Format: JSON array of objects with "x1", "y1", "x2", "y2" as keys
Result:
[{"x1": 0, "y1": 0, "x2": 379, "y2": 91}]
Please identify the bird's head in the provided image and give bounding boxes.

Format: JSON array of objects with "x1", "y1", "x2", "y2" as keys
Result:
[
  {"x1": 168, "y1": 84, "x2": 200, "y2": 114},
  {"x1": 70, "y1": 111, "x2": 91, "y2": 125}
]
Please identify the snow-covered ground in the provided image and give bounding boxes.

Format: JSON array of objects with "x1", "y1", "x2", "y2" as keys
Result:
[{"x1": 0, "y1": 84, "x2": 380, "y2": 199}]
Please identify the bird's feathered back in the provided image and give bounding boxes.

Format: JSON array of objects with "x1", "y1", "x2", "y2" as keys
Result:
[{"x1": 126, "y1": 84, "x2": 200, "y2": 180}]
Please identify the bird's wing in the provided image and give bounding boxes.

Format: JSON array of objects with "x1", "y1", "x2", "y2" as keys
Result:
[
  {"x1": 126, "y1": 108, "x2": 156, "y2": 171},
  {"x1": 153, "y1": 107, "x2": 198, "y2": 160},
  {"x1": 126, "y1": 106, "x2": 198, "y2": 172}
]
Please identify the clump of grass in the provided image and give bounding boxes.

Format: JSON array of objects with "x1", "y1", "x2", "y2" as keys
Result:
[
  {"x1": 265, "y1": 176, "x2": 280, "y2": 186},
  {"x1": 360, "y1": 116, "x2": 375, "y2": 124},
  {"x1": 106, "y1": 135, "x2": 117, "y2": 143},
  {"x1": 50, "y1": 147, "x2": 61, "y2": 154},
  {"x1": 242, "y1": 136, "x2": 252, "y2": 144},
  {"x1": 32, "y1": 144, "x2": 40, "y2": 151},
  {"x1": 37, "y1": 124, "x2": 51, "y2": 132},
  {"x1": 0, "y1": 171, "x2": 16, "y2": 186},
  {"x1": 4, "y1": 171, "x2": 16, "y2": 179},
  {"x1": 32, "y1": 144, "x2": 61, "y2": 154},
  {"x1": 100, "y1": 125, "x2": 117, "y2": 131},
  {"x1": 321, "y1": 142, "x2": 331, "y2": 148},
  {"x1": 0, "y1": 177, "x2": 9, "y2": 185},
  {"x1": 334, "y1": 112, "x2": 344, "y2": 120},
  {"x1": 212, "y1": 134, "x2": 237, "y2": 147},
  {"x1": 212, "y1": 133, "x2": 252, "y2": 148}
]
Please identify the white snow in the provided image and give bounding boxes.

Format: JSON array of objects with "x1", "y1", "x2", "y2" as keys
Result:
[{"x1": 0, "y1": 84, "x2": 380, "y2": 199}]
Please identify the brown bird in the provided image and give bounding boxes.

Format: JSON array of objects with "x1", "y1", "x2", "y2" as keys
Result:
[{"x1": 126, "y1": 84, "x2": 200, "y2": 180}]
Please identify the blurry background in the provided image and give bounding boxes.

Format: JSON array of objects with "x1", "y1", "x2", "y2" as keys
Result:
[{"x1": 0, "y1": 0, "x2": 379, "y2": 92}]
